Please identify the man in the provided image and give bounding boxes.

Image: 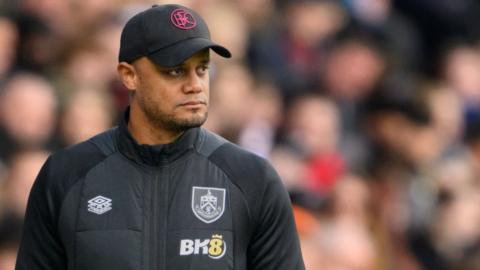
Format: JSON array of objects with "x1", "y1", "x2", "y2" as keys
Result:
[{"x1": 16, "y1": 4, "x2": 305, "y2": 270}]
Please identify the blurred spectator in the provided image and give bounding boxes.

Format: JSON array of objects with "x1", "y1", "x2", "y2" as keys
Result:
[
  {"x1": 319, "y1": 221, "x2": 377, "y2": 269},
  {"x1": 363, "y1": 93, "x2": 434, "y2": 269},
  {"x1": 363, "y1": 91, "x2": 432, "y2": 167},
  {"x1": 204, "y1": 2, "x2": 249, "y2": 63},
  {"x1": 323, "y1": 34, "x2": 386, "y2": 102},
  {"x1": 247, "y1": 0, "x2": 347, "y2": 100},
  {"x1": 442, "y1": 43, "x2": 480, "y2": 125},
  {"x1": 343, "y1": 0, "x2": 422, "y2": 72},
  {"x1": 206, "y1": 63, "x2": 254, "y2": 141},
  {"x1": 419, "y1": 81, "x2": 465, "y2": 159},
  {"x1": 0, "y1": 16, "x2": 18, "y2": 81},
  {"x1": 59, "y1": 88, "x2": 115, "y2": 146},
  {"x1": 436, "y1": 195, "x2": 480, "y2": 269},
  {"x1": 238, "y1": 80, "x2": 283, "y2": 158},
  {"x1": 394, "y1": 0, "x2": 480, "y2": 74},
  {"x1": 465, "y1": 120, "x2": 480, "y2": 174},
  {"x1": 14, "y1": 13, "x2": 59, "y2": 73},
  {"x1": 270, "y1": 145, "x2": 307, "y2": 191},
  {"x1": 17, "y1": 0, "x2": 71, "y2": 36},
  {"x1": 61, "y1": 42, "x2": 113, "y2": 90},
  {"x1": 68, "y1": 0, "x2": 118, "y2": 36},
  {"x1": 0, "y1": 214, "x2": 22, "y2": 270},
  {"x1": 312, "y1": 174, "x2": 378, "y2": 269},
  {"x1": 1, "y1": 150, "x2": 49, "y2": 217},
  {"x1": 40, "y1": 13, "x2": 126, "y2": 115},
  {"x1": 55, "y1": 26, "x2": 121, "y2": 101},
  {"x1": 331, "y1": 174, "x2": 371, "y2": 225},
  {"x1": 284, "y1": 95, "x2": 345, "y2": 195},
  {"x1": 424, "y1": 155, "x2": 480, "y2": 269},
  {"x1": 292, "y1": 205, "x2": 323, "y2": 270},
  {"x1": 233, "y1": 0, "x2": 277, "y2": 31},
  {"x1": 321, "y1": 33, "x2": 387, "y2": 170},
  {"x1": 0, "y1": 73, "x2": 57, "y2": 162}
]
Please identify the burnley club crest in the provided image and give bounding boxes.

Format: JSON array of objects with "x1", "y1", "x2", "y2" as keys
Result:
[{"x1": 192, "y1": 186, "x2": 226, "y2": 224}]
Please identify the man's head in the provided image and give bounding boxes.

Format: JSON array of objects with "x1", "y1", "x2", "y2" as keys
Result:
[{"x1": 117, "y1": 4, "x2": 231, "y2": 137}]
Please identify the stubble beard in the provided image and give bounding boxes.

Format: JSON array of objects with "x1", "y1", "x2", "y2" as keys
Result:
[{"x1": 138, "y1": 96, "x2": 208, "y2": 133}]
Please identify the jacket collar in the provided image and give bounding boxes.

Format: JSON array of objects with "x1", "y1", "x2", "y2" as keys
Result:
[{"x1": 117, "y1": 107, "x2": 199, "y2": 166}]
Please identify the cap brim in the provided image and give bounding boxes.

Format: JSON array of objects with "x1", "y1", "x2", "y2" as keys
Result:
[{"x1": 147, "y1": 38, "x2": 231, "y2": 67}]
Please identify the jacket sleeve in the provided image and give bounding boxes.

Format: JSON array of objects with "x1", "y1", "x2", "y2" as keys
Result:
[
  {"x1": 15, "y1": 157, "x2": 67, "y2": 270},
  {"x1": 247, "y1": 164, "x2": 305, "y2": 270}
]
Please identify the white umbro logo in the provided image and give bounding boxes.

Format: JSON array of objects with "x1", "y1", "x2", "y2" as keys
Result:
[{"x1": 88, "y1": 195, "x2": 112, "y2": 215}]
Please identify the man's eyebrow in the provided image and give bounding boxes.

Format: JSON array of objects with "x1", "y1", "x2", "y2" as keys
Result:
[
  {"x1": 156, "y1": 57, "x2": 210, "y2": 70},
  {"x1": 155, "y1": 64, "x2": 179, "y2": 71}
]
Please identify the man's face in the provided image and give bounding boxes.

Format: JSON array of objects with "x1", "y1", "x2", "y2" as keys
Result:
[{"x1": 131, "y1": 50, "x2": 210, "y2": 133}]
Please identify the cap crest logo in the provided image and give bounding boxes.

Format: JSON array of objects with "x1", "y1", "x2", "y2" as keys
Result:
[{"x1": 171, "y1": 9, "x2": 196, "y2": 30}]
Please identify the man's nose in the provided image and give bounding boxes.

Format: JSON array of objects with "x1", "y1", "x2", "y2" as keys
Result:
[{"x1": 183, "y1": 72, "x2": 203, "y2": 93}]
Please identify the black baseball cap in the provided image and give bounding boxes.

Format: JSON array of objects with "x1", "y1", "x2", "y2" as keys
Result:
[{"x1": 119, "y1": 4, "x2": 231, "y2": 67}]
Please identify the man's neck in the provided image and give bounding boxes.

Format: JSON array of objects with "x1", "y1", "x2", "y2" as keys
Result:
[{"x1": 127, "y1": 105, "x2": 183, "y2": 145}]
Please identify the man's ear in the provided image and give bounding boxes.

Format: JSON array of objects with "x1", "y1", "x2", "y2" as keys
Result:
[{"x1": 117, "y1": 62, "x2": 138, "y2": 91}]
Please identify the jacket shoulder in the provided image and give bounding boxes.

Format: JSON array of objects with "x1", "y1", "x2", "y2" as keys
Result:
[
  {"x1": 51, "y1": 128, "x2": 116, "y2": 172},
  {"x1": 43, "y1": 129, "x2": 115, "y2": 196},
  {"x1": 204, "y1": 131, "x2": 282, "y2": 224},
  {"x1": 209, "y1": 141, "x2": 274, "y2": 181},
  {"x1": 198, "y1": 128, "x2": 271, "y2": 173}
]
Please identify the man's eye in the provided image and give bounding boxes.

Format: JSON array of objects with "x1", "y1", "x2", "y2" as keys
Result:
[
  {"x1": 168, "y1": 68, "x2": 184, "y2": 76},
  {"x1": 198, "y1": 65, "x2": 209, "y2": 74}
]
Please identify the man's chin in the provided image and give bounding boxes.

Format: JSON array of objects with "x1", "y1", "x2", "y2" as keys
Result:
[{"x1": 170, "y1": 114, "x2": 208, "y2": 130}]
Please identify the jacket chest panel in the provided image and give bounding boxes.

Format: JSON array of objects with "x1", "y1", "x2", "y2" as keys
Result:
[
  {"x1": 73, "y1": 154, "x2": 143, "y2": 270},
  {"x1": 164, "y1": 158, "x2": 234, "y2": 269},
  {"x1": 72, "y1": 154, "x2": 234, "y2": 270}
]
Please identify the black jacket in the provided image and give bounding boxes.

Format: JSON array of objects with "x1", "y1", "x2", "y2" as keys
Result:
[{"x1": 16, "y1": 111, "x2": 305, "y2": 270}]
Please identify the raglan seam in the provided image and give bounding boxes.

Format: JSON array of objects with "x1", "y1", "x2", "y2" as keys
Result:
[
  {"x1": 204, "y1": 150, "x2": 254, "y2": 226},
  {"x1": 207, "y1": 144, "x2": 277, "y2": 230}
]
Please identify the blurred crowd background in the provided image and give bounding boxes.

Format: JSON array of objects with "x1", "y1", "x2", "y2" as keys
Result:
[{"x1": 1, "y1": 0, "x2": 480, "y2": 269}]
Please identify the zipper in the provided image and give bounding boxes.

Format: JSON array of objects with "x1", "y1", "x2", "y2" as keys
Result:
[
  {"x1": 150, "y1": 171, "x2": 158, "y2": 270},
  {"x1": 151, "y1": 167, "x2": 168, "y2": 270},
  {"x1": 161, "y1": 167, "x2": 169, "y2": 269}
]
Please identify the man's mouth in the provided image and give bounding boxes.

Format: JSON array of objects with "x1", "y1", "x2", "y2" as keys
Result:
[{"x1": 178, "y1": 100, "x2": 207, "y2": 108}]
